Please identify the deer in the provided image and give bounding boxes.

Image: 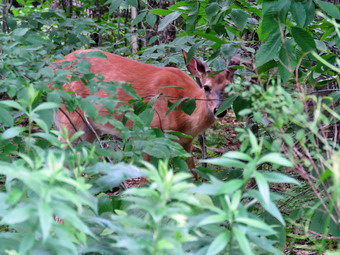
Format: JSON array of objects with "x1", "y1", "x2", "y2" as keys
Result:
[{"x1": 52, "y1": 49, "x2": 240, "y2": 178}]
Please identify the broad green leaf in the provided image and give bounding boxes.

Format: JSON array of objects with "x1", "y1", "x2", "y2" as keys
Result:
[
  {"x1": 303, "y1": 0, "x2": 316, "y2": 27},
  {"x1": 19, "y1": 234, "x2": 35, "y2": 255},
  {"x1": 25, "y1": 33, "x2": 48, "y2": 45},
  {"x1": 144, "y1": 144, "x2": 170, "y2": 158},
  {"x1": 258, "y1": 153, "x2": 293, "y2": 167},
  {"x1": 278, "y1": 39, "x2": 296, "y2": 82},
  {"x1": 249, "y1": 234, "x2": 283, "y2": 255},
  {"x1": 290, "y1": 1, "x2": 306, "y2": 27},
  {"x1": 5, "y1": 189, "x2": 23, "y2": 205},
  {"x1": 75, "y1": 59, "x2": 92, "y2": 74},
  {"x1": 248, "y1": 129, "x2": 260, "y2": 154},
  {"x1": 158, "y1": 11, "x2": 181, "y2": 31},
  {"x1": 254, "y1": 172, "x2": 270, "y2": 206},
  {"x1": 202, "y1": 157, "x2": 246, "y2": 168},
  {"x1": 126, "y1": 0, "x2": 138, "y2": 8},
  {"x1": 181, "y1": 98, "x2": 196, "y2": 115},
  {"x1": 256, "y1": 32, "x2": 282, "y2": 67},
  {"x1": 1, "y1": 206, "x2": 33, "y2": 224},
  {"x1": 33, "y1": 102, "x2": 59, "y2": 112},
  {"x1": 38, "y1": 203, "x2": 53, "y2": 241},
  {"x1": 194, "y1": 32, "x2": 225, "y2": 44},
  {"x1": 262, "y1": 172, "x2": 300, "y2": 185},
  {"x1": 79, "y1": 98, "x2": 98, "y2": 119},
  {"x1": 233, "y1": 227, "x2": 253, "y2": 255},
  {"x1": 222, "y1": 151, "x2": 252, "y2": 161},
  {"x1": 206, "y1": 2, "x2": 220, "y2": 19},
  {"x1": 166, "y1": 98, "x2": 186, "y2": 115},
  {"x1": 40, "y1": 67, "x2": 54, "y2": 78},
  {"x1": 236, "y1": 217, "x2": 276, "y2": 235},
  {"x1": 247, "y1": 190, "x2": 285, "y2": 225},
  {"x1": 215, "y1": 94, "x2": 238, "y2": 116},
  {"x1": 1, "y1": 127, "x2": 27, "y2": 139},
  {"x1": 33, "y1": 133, "x2": 61, "y2": 147},
  {"x1": 13, "y1": 28, "x2": 29, "y2": 37},
  {"x1": 150, "y1": 8, "x2": 172, "y2": 16},
  {"x1": 197, "y1": 214, "x2": 227, "y2": 227},
  {"x1": 207, "y1": 231, "x2": 230, "y2": 255},
  {"x1": 0, "y1": 100, "x2": 26, "y2": 112},
  {"x1": 146, "y1": 13, "x2": 157, "y2": 27},
  {"x1": 106, "y1": 0, "x2": 123, "y2": 15},
  {"x1": 84, "y1": 51, "x2": 108, "y2": 59},
  {"x1": 231, "y1": 9, "x2": 248, "y2": 31},
  {"x1": 132, "y1": 11, "x2": 147, "y2": 26},
  {"x1": 317, "y1": 0, "x2": 340, "y2": 19},
  {"x1": 291, "y1": 27, "x2": 316, "y2": 52},
  {"x1": 0, "y1": 107, "x2": 14, "y2": 126}
]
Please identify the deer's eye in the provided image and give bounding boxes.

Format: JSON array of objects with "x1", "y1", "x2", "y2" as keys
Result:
[{"x1": 203, "y1": 85, "x2": 211, "y2": 92}]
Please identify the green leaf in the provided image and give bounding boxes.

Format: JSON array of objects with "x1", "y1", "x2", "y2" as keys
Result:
[
  {"x1": 33, "y1": 102, "x2": 59, "y2": 112},
  {"x1": 5, "y1": 189, "x2": 23, "y2": 205},
  {"x1": 290, "y1": 1, "x2": 306, "y2": 27},
  {"x1": 231, "y1": 9, "x2": 248, "y2": 31},
  {"x1": 0, "y1": 107, "x2": 14, "y2": 126},
  {"x1": 181, "y1": 98, "x2": 196, "y2": 115},
  {"x1": 1, "y1": 206, "x2": 33, "y2": 224},
  {"x1": 233, "y1": 227, "x2": 253, "y2": 255},
  {"x1": 216, "y1": 94, "x2": 238, "y2": 116},
  {"x1": 158, "y1": 11, "x2": 181, "y2": 31},
  {"x1": 126, "y1": 0, "x2": 138, "y2": 8},
  {"x1": 84, "y1": 51, "x2": 108, "y2": 59},
  {"x1": 247, "y1": 190, "x2": 285, "y2": 225},
  {"x1": 317, "y1": 0, "x2": 340, "y2": 20},
  {"x1": 206, "y1": 3, "x2": 220, "y2": 18},
  {"x1": 166, "y1": 98, "x2": 186, "y2": 115},
  {"x1": 75, "y1": 59, "x2": 92, "y2": 74},
  {"x1": 255, "y1": 32, "x2": 282, "y2": 67},
  {"x1": 194, "y1": 32, "x2": 225, "y2": 44},
  {"x1": 132, "y1": 11, "x2": 147, "y2": 26},
  {"x1": 146, "y1": 13, "x2": 157, "y2": 27},
  {"x1": 248, "y1": 129, "x2": 260, "y2": 154},
  {"x1": 207, "y1": 231, "x2": 230, "y2": 255},
  {"x1": 79, "y1": 98, "x2": 98, "y2": 119},
  {"x1": 39, "y1": 203, "x2": 53, "y2": 241},
  {"x1": 1, "y1": 127, "x2": 27, "y2": 139},
  {"x1": 258, "y1": 153, "x2": 293, "y2": 167},
  {"x1": 0, "y1": 100, "x2": 26, "y2": 113},
  {"x1": 40, "y1": 67, "x2": 54, "y2": 78},
  {"x1": 236, "y1": 217, "x2": 276, "y2": 235},
  {"x1": 106, "y1": 0, "x2": 123, "y2": 15},
  {"x1": 150, "y1": 8, "x2": 172, "y2": 16},
  {"x1": 254, "y1": 172, "x2": 270, "y2": 206},
  {"x1": 222, "y1": 151, "x2": 252, "y2": 161},
  {"x1": 198, "y1": 214, "x2": 227, "y2": 227},
  {"x1": 262, "y1": 172, "x2": 300, "y2": 185},
  {"x1": 291, "y1": 26, "x2": 316, "y2": 52},
  {"x1": 13, "y1": 28, "x2": 29, "y2": 37},
  {"x1": 202, "y1": 157, "x2": 246, "y2": 168},
  {"x1": 303, "y1": 0, "x2": 315, "y2": 27}
]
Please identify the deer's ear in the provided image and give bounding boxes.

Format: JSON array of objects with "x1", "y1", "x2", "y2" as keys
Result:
[
  {"x1": 226, "y1": 54, "x2": 241, "y2": 81},
  {"x1": 182, "y1": 50, "x2": 209, "y2": 79}
]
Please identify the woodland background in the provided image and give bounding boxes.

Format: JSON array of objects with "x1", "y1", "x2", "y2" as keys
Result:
[{"x1": 0, "y1": 0, "x2": 339, "y2": 254}]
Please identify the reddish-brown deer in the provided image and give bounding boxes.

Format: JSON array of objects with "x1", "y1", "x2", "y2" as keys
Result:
[{"x1": 53, "y1": 49, "x2": 240, "y2": 176}]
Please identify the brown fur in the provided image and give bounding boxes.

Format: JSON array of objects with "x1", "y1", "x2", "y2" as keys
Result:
[{"x1": 53, "y1": 49, "x2": 239, "y2": 175}]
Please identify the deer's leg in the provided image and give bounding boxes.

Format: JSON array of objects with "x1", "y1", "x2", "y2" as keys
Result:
[
  {"x1": 55, "y1": 106, "x2": 97, "y2": 143},
  {"x1": 182, "y1": 141, "x2": 198, "y2": 180}
]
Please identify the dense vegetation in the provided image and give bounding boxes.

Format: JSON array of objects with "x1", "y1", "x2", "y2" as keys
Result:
[{"x1": 0, "y1": 0, "x2": 339, "y2": 254}]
